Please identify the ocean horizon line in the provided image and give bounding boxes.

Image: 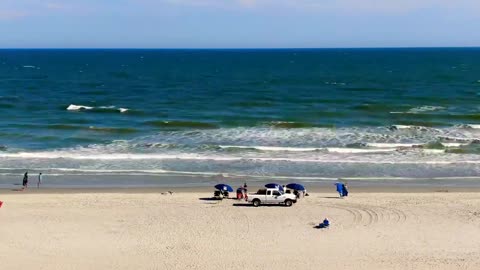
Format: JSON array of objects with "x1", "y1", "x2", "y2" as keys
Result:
[{"x1": 1, "y1": 46, "x2": 479, "y2": 50}]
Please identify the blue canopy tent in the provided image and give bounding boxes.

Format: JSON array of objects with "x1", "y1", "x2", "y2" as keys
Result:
[
  {"x1": 286, "y1": 183, "x2": 305, "y2": 191},
  {"x1": 265, "y1": 183, "x2": 284, "y2": 192},
  {"x1": 214, "y1": 184, "x2": 234, "y2": 192}
]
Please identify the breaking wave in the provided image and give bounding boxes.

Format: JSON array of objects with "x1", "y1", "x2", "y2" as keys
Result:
[
  {"x1": 3, "y1": 124, "x2": 480, "y2": 179},
  {"x1": 66, "y1": 104, "x2": 129, "y2": 113}
]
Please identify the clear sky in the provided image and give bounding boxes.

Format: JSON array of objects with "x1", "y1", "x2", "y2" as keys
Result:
[{"x1": 1, "y1": 0, "x2": 479, "y2": 48}]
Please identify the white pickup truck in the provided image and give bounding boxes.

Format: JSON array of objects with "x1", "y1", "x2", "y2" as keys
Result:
[{"x1": 247, "y1": 188, "x2": 297, "y2": 207}]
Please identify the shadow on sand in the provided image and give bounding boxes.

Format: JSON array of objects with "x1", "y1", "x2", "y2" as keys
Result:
[
  {"x1": 313, "y1": 224, "x2": 329, "y2": 229},
  {"x1": 198, "y1": 197, "x2": 237, "y2": 201},
  {"x1": 198, "y1": 197, "x2": 222, "y2": 201},
  {"x1": 232, "y1": 203, "x2": 289, "y2": 207}
]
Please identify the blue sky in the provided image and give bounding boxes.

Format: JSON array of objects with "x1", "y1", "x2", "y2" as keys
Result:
[{"x1": 1, "y1": 0, "x2": 479, "y2": 48}]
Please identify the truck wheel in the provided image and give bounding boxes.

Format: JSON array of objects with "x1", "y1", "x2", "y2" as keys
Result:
[
  {"x1": 252, "y1": 199, "x2": 260, "y2": 207},
  {"x1": 285, "y1": 199, "x2": 293, "y2": 207}
]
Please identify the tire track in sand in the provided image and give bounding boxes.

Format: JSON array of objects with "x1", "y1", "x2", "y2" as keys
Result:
[{"x1": 320, "y1": 201, "x2": 408, "y2": 227}]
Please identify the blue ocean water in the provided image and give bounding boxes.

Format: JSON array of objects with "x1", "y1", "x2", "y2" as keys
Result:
[{"x1": 1, "y1": 48, "x2": 480, "y2": 181}]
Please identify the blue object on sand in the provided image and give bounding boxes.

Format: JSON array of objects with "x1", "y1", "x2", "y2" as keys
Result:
[
  {"x1": 286, "y1": 183, "x2": 305, "y2": 191},
  {"x1": 323, "y1": 219, "x2": 330, "y2": 227},
  {"x1": 335, "y1": 182, "x2": 344, "y2": 196},
  {"x1": 214, "y1": 184, "x2": 233, "y2": 192},
  {"x1": 318, "y1": 218, "x2": 330, "y2": 229},
  {"x1": 265, "y1": 183, "x2": 284, "y2": 192}
]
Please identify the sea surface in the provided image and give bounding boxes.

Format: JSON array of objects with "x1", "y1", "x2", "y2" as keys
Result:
[{"x1": 1, "y1": 48, "x2": 480, "y2": 185}]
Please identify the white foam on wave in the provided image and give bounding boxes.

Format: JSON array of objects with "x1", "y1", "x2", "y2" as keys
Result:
[
  {"x1": 0, "y1": 151, "x2": 478, "y2": 165},
  {"x1": 441, "y1": 142, "x2": 469, "y2": 147},
  {"x1": 422, "y1": 149, "x2": 445, "y2": 154},
  {"x1": 408, "y1": 105, "x2": 445, "y2": 113},
  {"x1": 389, "y1": 125, "x2": 436, "y2": 132},
  {"x1": 390, "y1": 125, "x2": 415, "y2": 129},
  {"x1": 465, "y1": 124, "x2": 480, "y2": 129},
  {"x1": 438, "y1": 136, "x2": 479, "y2": 143},
  {"x1": 221, "y1": 144, "x2": 423, "y2": 152},
  {"x1": 48, "y1": 168, "x2": 220, "y2": 176},
  {"x1": 0, "y1": 152, "x2": 238, "y2": 161},
  {"x1": 136, "y1": 126, "x2": 460, "y2": 153},
  {"x1": 67, "y1": 104, "x2": 129, "y2": 113},
  {"x1": 367, "y1": 143, "x2": 424, "y2": 148},
  {"x1": 326, "y1": 148, "x2": 397, "y2": 154},
  {"x1": 67, "y1": 104, "x2": 93, "y2": 111},
  {"x1": 219, "y1": 145, "x2": 320, "y2": 152},
  {"x1": 390, "y1": 106, "x2": 446, "y2": 114},
  {"x1": 0, "y1": 167, "x2": 226, "y2": 177}
]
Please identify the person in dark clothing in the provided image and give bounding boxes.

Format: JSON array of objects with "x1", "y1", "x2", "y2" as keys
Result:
[
  {"x1": 22, "y1": 172, "x2": 28, "y2": 189},
  {"x1": 342, "y1": 183, "x2": 349, "y2": 197},
  {"x1": 37, "y1": 173, "x2": 43, "y2": 188}
]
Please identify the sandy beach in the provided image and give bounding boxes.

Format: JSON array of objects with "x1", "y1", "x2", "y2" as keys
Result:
[{"x1": 0, "y1": 189, "x2": 479, "y2": 270}]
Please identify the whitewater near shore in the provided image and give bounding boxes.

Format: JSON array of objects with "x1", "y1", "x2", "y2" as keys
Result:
[{"x1": 0, "y1": 189, "x2": 479, "y2": 270}]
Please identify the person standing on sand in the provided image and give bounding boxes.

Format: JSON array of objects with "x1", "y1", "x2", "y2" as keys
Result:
[
  {"x1": 22, "y1": 172, "x2": 28, "y2": 189},
  {"x1": 342, "y1": 183, "x2": 348, "y2": 197},
  {"x1": 37, "y1": 173, "x2": 42, "y2": 188}
]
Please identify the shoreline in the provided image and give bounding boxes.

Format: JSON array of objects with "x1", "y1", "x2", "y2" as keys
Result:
[{"x1": 2, "y1": 174, "x2": 480, "y2": 195}]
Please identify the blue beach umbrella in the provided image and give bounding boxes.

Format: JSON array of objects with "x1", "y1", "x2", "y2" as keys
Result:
[
  {"x1": 265, "y1": 183, "x2": 284, "y2": 192},
  {"x1": 214, "y1": 184, "x2": 234, "y2": 192},
  {"x1": 286, "y1": 183, "x2": 305, "y2": 191}
]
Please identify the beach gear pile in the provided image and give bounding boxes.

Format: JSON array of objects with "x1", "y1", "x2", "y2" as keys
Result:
[{"x1": 213, "y1": 184, "x2": 233, "y2": 199}]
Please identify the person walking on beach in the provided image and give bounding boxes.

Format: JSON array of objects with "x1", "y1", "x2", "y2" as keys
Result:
[
  {"x1": 22, "y1": 172, "x2": 28, "y2": 190},
  {"x1": 37, "y1": 173, "x2": 43, "y2": 188}
]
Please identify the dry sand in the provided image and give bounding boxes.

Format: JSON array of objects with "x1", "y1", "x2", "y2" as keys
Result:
[{"x1": 0, "y1": 190, "x2": 479, "y2": 270}]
